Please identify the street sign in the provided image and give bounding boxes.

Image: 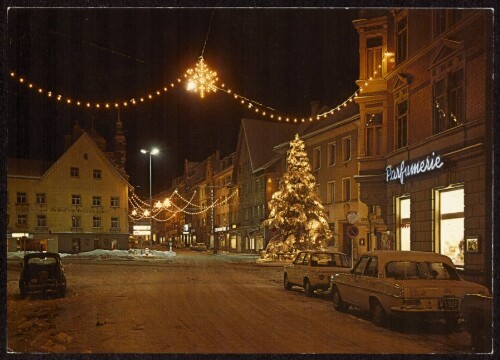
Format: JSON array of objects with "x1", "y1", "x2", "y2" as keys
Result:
[{"x1": 347, "y1": 225, "x2": 359, "y2": 239}]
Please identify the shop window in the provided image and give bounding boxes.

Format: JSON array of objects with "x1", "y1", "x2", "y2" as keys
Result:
[
  {"x1": 397, "y1": 196, "x2": 411, "y2": 251},
  {"x1": 328, "y1": 142, "x2": 336, "y2": 166},
  {"x1": 366, "y1": 36, "x2": 383, "y2": 78},
  {"x1": 342, "y1": 178, "x2": 351, "y2": 202},
  {"x1": 396, "y1": 99, "x2": 408, "y2": 148},
  {"x1": 366, "y1": 113, "x2": 383, "y2": 156},
  {"x1": 436, "y1": 187, "x2": 464, "y2": 266},
  {"x1": 36, "y1": 215, "x2": 47, "y2": 227},
  {"x1": 342, "y1": 137, "x2": 351, "y2": 162},
  {"x1": 17, "y1": 192, "x2": 27, "y2": 204},
  {"x1": 312, "y1": 147, "x2": 321, "y2": 171},
  {"x1": 36, "y1": 193, "x2": 46, "y2": 204},
  {"x1": 327, "y1": 181, "x2": 335, "y2": 204},
  {"x1": 433, "y1": 68, "x2": 464, "y2": 134},
  {"x1": 93, "y1": 169, "x2": 102, "y2": 179},
  {"x1": 71, "y1": 194, "x2": 81, "y2": 206},
  {"x1": 396, "y1": 15, "x2": 408, "y2": 64},
  {"x1": 71, "y1": 167, "x2": 79, "y2": 177}
]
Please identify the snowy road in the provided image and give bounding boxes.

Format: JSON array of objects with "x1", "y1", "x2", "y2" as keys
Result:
[{"x1": 7, "y1": 250, "x2": 473, "y2": 354}]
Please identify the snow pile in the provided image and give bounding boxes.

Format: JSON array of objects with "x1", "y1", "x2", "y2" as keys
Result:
[{"x1": 7, "y1": 249, "x2": 176, "y2": 261}]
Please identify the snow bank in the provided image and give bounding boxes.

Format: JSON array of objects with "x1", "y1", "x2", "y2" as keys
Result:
[{"x1": 7, "y1": 249, "x2": 176, "y2": 261}]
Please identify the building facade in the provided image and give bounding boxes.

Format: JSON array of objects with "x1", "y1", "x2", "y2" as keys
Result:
[
  {"x1": 353, "y1": 9, "x2": 493, "y2": 286},
  {"x1": 7, "y1": 132, "x2": 131, "y2": 253}
]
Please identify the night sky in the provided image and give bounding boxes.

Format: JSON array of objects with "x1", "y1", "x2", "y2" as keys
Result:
[{"x1": 8, "y1": 7, "x2": 359, "y2": 196}]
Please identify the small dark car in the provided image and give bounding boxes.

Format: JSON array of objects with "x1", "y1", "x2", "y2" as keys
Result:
[{"x1": 19, "y1": 252, "x2": 67, "y2": 298}]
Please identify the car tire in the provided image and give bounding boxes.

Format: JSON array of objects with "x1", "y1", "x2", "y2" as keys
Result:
[
  {"x1": 332, "y1": 286, "x2": 347, "y2": 312},
  {"x1": 284, "y1": 274, "x2": 292, "y2": 290},
  {"x1": 371, "y1": 300, "x2": 387, "y2": 327},
  {"x1": 304, "y1": 279, "x2": 313, "y2": 297}
]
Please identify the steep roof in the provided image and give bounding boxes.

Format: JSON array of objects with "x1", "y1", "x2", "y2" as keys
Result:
[
  {"x1": 7, "y1": 158, "x2": 53, "y2": 178},
  {"x1": 240, "y1": 118, "x2": 298, "y2": 173}
]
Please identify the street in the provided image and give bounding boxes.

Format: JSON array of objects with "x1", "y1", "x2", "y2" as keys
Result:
[{"x1": 7, "y1": 250, "x2": 473, "y2": 354}]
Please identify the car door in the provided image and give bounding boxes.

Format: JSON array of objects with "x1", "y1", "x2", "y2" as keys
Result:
[
  {"x1": 355, "y1": 256, "x2": 380, "y2": 311},
  {"x1": 289, "y1": 252, "x2": 306, "y2": 284},
  {"x1": 346, "y1": 256, "x2": 370, "y2": 308}
]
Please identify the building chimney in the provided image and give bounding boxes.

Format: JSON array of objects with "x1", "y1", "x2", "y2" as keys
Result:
[{"x1": 311, "y1": 100, "x2": 320, "y2": 116}]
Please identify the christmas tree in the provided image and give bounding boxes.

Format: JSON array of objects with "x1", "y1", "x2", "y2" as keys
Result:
[{"x1": 262, "y1": 134, "x2": 332, "y2": 259}]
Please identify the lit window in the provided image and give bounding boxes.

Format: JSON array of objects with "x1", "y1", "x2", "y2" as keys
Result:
[
  {"x1": 366, "y1": 113, "x2": 383, "y2": 156},
  {"x1": 93, "y1": 169, "x2": 102, "y2": 179},
  {"x1": 366, "y1": 36, "x2": 383, "y2": 78},
  {"x1": 436, "y1": 187, "x2": 464, "y2": 266},
  {"x1": 71, "y1": 167, "x2": 79, "y2": 177},
  {"x1": 397, "y1": 196, "x2": 411, "y2": 251},
  {"x1": 72, "y1": 194, "x2": 81, "y2": 206},
  {"x1": 433, "y1": 69, "x2": 463, "y2": 134}
]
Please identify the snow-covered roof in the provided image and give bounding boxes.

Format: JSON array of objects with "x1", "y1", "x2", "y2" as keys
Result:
[{"x1": 240, "y1": 118, "x2": 298, "y2": 173}]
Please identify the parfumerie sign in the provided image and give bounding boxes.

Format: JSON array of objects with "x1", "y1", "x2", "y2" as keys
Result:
[{"x1": 386, "y1": 152, "x2": 444, "y2": 184}]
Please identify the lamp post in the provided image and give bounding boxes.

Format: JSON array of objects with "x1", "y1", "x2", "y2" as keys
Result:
[{"x1": 141, "y1": 147, "x2": 159, "y2": 249}]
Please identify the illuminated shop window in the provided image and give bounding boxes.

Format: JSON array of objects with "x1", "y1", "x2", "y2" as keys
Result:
[
  {"x1": 397, "y1": 196, "x2": 411, "y2": 251},
  {"x1": 436, "y1": 187, "x2": 464, "y2": 266}
]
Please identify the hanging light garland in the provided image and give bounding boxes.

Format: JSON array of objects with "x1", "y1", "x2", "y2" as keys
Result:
[{"x1": 8, "y1": 51, "x2": 388, "y2": 122}]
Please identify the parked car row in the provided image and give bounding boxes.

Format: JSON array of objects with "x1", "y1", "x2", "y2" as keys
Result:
[{"x1": 283, "y1": 249, "x2": 491, "y2": 343}]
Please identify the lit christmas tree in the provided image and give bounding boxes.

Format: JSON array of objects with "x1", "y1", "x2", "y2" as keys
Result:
[{"x1": 262, "y1": 134, "x2": 332, "y2": 259}]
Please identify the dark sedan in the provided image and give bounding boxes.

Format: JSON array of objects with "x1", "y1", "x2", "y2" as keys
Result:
[{"x1": 19, "y1": 252, "x2": 67, "y2": 298}]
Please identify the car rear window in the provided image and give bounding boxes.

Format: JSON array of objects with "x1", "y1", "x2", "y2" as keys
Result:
[
  {"x1": 310, "y1": 253, "x2": 349, "y2": 267},
  {"x1": 385, "y1": 261, "x2": 459, "y2": 280}
]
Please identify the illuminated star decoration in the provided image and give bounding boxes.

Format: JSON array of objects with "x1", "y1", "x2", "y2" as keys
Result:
[{"x1": 185, "y1": 57, "x2": 218, "y2": 98}]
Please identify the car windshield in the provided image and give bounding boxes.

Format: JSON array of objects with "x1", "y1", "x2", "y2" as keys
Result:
[
  {"x1": 28, "y1": 257, "x2": 57, "y2": 265},
  {"x1": 385, "y1": 261, "x2": 459, "y2": 280},
  {"x1": 310, "y1": 253, "x2": 349, "y2": 267}
]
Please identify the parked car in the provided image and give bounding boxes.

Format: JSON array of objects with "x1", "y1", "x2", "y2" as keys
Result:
[
  {"x1": 461, "y1": 294, "x2": 493, "y2": 352},
  {"x1": 284, "y1": 250, "x2": 351, "y2": 297},
  {"x1": 19, "y1": 252, "x2": 67, "y2": 298},
  {"x1": 329, "y1": 251, "x2": 489, "y2": 327},
  {"x1": 190, "y1": 243, "x2": 207, "y2": 251}
]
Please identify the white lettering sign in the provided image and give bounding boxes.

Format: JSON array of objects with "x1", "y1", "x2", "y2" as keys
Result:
[
  {"x1": 386, "y1": 152, "x2": 444, "y2": 184},
  {"x1": 133, "y1": 225, "x2": 151, "y2": 231}
]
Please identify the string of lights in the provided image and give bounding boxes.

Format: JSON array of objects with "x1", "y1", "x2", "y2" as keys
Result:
[
  {"x1": 435, "y1": 100, "x2": 459, "y2": 124},
  {"x1": 9, "y1": 53, "x2": 387, "y2": 123}
]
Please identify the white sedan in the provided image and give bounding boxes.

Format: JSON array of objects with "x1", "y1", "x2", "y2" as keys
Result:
[{"x1": 330, "y1": 251, "x2": 489, "y2": 327}]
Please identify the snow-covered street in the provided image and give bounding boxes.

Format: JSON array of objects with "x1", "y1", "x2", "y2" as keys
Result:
[{"x1": 7, "y1": 250, "x2": 473, "y2": 354}]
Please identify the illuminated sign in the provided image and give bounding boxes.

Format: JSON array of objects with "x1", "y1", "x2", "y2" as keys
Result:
[
  {"x1": 12, "y1": 232, "x2": 31, "y2": 238},
  {"x1": 133, "y1": 225, "x2": 151, "y2": 231},
  {"x1": 133, "y1": 230, "x2": 151, "y2": 236},
  {"x1": 183, "y1": 224, "x2": 190, "y2": 232},
  {"x1": 214, "y1": 226, "x2": 229, "y2": 233},
  {"x1": 386, "y1": 152, "x2": 444, "y2": 184}
]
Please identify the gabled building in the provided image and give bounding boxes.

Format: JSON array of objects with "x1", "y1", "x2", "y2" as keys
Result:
[
  {"x1": 352, "y1": 9, "x2": 493, "y2": 286},
  {"x1": 7, "y1": 131, "x2": 132, "y2": 252},
  {"x1": 232, "y1": 118, "x2": 298, "y2": 253}
]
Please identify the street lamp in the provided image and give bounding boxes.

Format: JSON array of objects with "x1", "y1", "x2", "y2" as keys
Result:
[{"x1": 141, "y1": 147, "x2": 159, "y2": 247}]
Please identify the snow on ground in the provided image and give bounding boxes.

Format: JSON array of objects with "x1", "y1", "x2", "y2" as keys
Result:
[{"x1": 7, "y1": 249, "x2": 176, "y2": 261}]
